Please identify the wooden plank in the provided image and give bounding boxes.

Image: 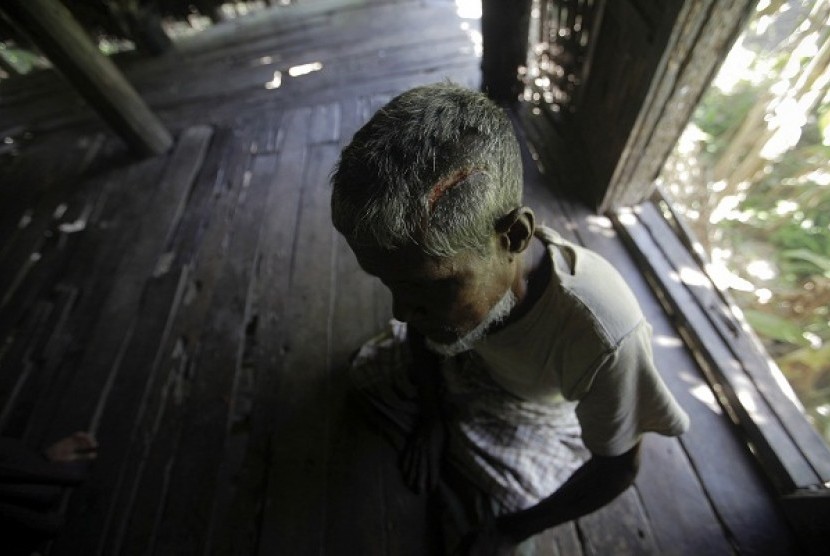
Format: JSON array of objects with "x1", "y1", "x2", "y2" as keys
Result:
[
  {"x1": 167, "y1": 123, "x2": 264, "y2": 556},
  {"x1": 257, "y1": 142, "x2": 340, "y2": 555},
  {"x1": 141, "y1": 31, "x2": 475, "y2": 117},
  {"x1": 162, "y1": 125, "x2": 240, "y2": 268},
  {"x1": 0, "y1": 138, "x2": 61, "y2": 258},
  {"x1": 40, "y1": 128, "x2": 217, "y2": 549},
  {"x1": 201, "y1": 108, "x2": 312, "y2": 555},
  {"x1": 205, "y1": 67, "x2": 477, "y2": 135},
  {"x1": 635, "y1": 433, "x2": 736, "y2": 555},
  {"x1": 309, "y1": 102, "x2": 341, "y2": 145},
  {"x1": 576, "y1": 488, "x2": 660, "y2": 555},
  {"x1": 49, "y1": 266, "x2": 189, "y2": 556},
  {"x1": 84, "y1": 127, "x2": 253, "y2": 556},
  {"x1": 0, "y1": 132, "x2": 101, "y2": 302},
  {"x1": 324, "y1": 345, "x2": 394, "y2": 555},
  {"x1": 527, "y1": 522, "x2": 584, "y2": 556},
  {"x1": 636, "y1": 202, "x2": 830, "y2": 483},
  {"x1": 20, "y1": 153, "x2": 169, "y2": 446},
  {"x1": 0, "y1": 141, "x2": 109, "y2": 363},
  {"x1": 144, "y1": 152, "x2": 279, "y2": 556},
  {"x1": 0, "y1": 299, "x2": 56, "y2": 434},
  {"x1": 565, "y1": 0, "x2": 670, "y2": 204},
  {"x1": 606, "y1": 0, "x2": 714, "y2": 202},
  {"x1": 107, "y1": 116, "x2": 282, "y2": 553},
  {"x1": 9, "y1": 38, "x2": 476, "y2": 135},
  {"x1": 0, "y1": 284, "x2": 84, "y2": 436},
  {"x1": 35, "y1": 126, "x2": 212, "y2": 445}
]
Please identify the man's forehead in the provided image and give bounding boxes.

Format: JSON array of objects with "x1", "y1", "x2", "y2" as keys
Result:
[
  {"x1": 351, "y1": 242, "x2": 442, "y2": 274},
  {"x1": 351, "y1": 242, "x2": 496, "y2": 285}
]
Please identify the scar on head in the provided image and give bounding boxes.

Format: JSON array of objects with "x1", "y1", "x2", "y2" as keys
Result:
[{"x1": 427, "y1": 169, "x2": 478, "y2": 214}]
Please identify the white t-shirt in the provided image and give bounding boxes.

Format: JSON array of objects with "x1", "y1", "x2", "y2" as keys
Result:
[{"x1": 473, "y1": 226, "x2": 689, "y2": 456}]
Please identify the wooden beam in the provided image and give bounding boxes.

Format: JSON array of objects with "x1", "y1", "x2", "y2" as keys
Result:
[
  {"x1": 0, "y1": 0, "x2": 172, "y2": 156},
  {"x1": 481, "y1": 0, "x2": 532, "y2": 103},
  {"x1": 600, "y1": 0, "x2": 757, "y2": 211}
]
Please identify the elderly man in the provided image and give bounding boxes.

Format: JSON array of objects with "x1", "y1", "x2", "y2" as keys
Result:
[{"x1": 331, "y1": 83, "x2": 688, "y2": 555}]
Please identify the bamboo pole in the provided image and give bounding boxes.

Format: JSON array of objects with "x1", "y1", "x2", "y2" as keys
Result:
[{"x1": 0, "y1": 0, "x2": 173, "y2": 156}]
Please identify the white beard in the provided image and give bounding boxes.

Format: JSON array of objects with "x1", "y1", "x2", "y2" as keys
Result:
[{"x1": 424, "y1": 289, "x2": 517, "y2": 357}]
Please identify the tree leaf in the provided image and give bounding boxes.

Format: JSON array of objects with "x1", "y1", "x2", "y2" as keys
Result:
[
  {"x1": 743, "y1": 309, "x2": 811, "y2": 347},
  {"x1": 782, "y1": 249, "x2": 830, "y2": 276}
]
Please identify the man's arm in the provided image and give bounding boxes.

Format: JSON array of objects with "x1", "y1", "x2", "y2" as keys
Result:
[
  {"x1": 459, "y1": 442, "x2": 641, "y2": 554},
  {"x1": 498, "y1": 441, "x2": 641, "y2": 542}
]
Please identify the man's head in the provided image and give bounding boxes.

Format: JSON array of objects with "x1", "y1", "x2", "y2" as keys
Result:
[{"x1": 331, "y1": 83, "x2": 534, "y2": 350}]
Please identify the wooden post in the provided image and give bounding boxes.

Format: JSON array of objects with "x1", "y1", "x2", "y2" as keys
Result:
[
  {"x1": 481, "y1": 0, "x2": 533, "y2": 103},
  {"x1": 0, "y1": 0, "x2": 173, "y2": 156}
]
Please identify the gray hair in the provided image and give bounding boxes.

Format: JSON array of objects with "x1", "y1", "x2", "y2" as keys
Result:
[{"x1": 331, "y1": 83, "x2": 522, "y2": 257}]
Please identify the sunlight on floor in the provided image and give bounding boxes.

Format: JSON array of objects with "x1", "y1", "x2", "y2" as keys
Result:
[
  {"x1": 262, "y1": 61, "x2": 323, "y2": 89},
  {"x1": 457, "y1": 1, "x2": 483, "y2": 57},
  {"x1": 737, "y1": 387, "x2": 759, "y2": 417},
  {"x1": 288, "y1": 61, "x2": 323, "y2": 77},
  {"x1": 678, "y1": 266, "x2": 714, "y2": 289},
  {"x1": 654, "y1": 335, "x2": 684, "y2": 348},
  {"x1": 264, "y1": 71, "x2": 282, "y2": 90},
  {"x1": 585, "y1": 215, "x2": 616, "y2": 238},
  {"x1": 691, "y1": 383, "x2": 721, "y2": 412}
]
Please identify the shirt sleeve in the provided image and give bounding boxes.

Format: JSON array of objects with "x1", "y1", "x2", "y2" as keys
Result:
[{"x1": 575, "y1": 321, "x2": 690, "y2": 456}]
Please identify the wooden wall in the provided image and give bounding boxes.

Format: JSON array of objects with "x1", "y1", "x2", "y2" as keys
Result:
[
  {"x1": 518, "y1": 0, "x2": 683, "y2": 209},
  {"x1": 572, "y1": 0, "x2": 683, "y2": 205},
  {"x1": 516, "y1": 0, "x2": 759, "y2": 212}
]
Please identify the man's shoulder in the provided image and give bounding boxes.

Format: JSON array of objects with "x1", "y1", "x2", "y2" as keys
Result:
[{"x1": 536, "y1": 226, "x2": 643, "y2": 347}]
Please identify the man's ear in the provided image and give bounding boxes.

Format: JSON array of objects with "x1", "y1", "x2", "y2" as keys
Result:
[{"x1": 495, "y1": 207, "x2": 535, "y2": 254}]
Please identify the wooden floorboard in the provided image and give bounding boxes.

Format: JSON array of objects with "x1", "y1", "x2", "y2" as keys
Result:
[
  {"x1": 39, "y1": 126, "x2": 212, "y2": 444},
  {"x1": 2, "y1": 150, "x2": 170, "y2": 444},
  {"x1": 0, "y1": 0, "x2": 805, "y2": 554}
]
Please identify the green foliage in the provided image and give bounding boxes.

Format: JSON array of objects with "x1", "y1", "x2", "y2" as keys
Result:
[
  {"x1": 744, "y1": 309, "x2": 812, "y2": 346},
  {"x1": 782, "y1": 249, "x2": 830, "y2": 277},
  {"x1": 682, "y1": 3, "x2": 830, "y2": 442},
  {"x1": 693, "y1": 81, "x2": 761, "y2": 159},
  {"x1": 717, "y1": 114, "x2": 830, "y2": 435}
]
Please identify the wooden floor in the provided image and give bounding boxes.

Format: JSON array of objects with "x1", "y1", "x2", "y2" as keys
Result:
[{"x1": 0, "y1": 1, "x2": 805, "y2": 554}]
